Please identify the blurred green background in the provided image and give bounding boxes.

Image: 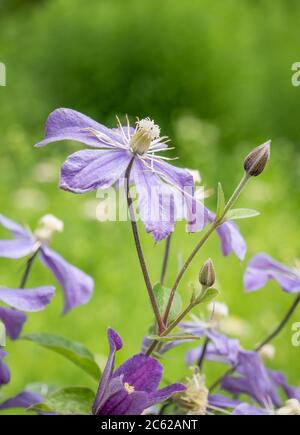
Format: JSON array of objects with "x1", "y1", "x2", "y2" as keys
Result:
[{"x1": 0, "y1": 0, "x2": 300, "y2": 412}]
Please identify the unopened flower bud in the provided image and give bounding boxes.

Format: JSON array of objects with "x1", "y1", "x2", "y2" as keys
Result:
[
  {"x1": 244, "y1": 140, "x2": 271, "y2": 177},
  {"x1": 35, "y1": 214, "x2": 64, "y2": 244},
  {"x1": 276, "y1": 399, "x2": 300, "y2": 416},
  {"x1": 199, "y1": 259, "x2": 215, "y2": 288}
]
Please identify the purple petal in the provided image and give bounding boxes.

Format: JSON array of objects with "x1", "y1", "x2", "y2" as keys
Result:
[
  {"x1": 93, "y1": 328, "x2": 123, "y2": 415},
  {"x1": 114, "y1": 353, "x2": 162, "y2": 392},
  {"x1": 40, "y1": 246, "x2": 94, "y2": 314},
  {"x1": 35, "y1": 108, "x2": 123, "y2": 149},
  {"x1": 232, "y1": 403, "x2": 269, "y2": 415},
  {"x1": 208, "y1": 394, "x2": 241, "y2": 409},
  {"x1": 269, "y1": 370, "x2": 300, "y2": 401},
  {"x1": 99, "y1": 387, "x2": 148, "y2": 416},
  {"x1": 0, "y1": 350, "x2": 10, "y2": 386},
  {"x1": 0, "y1": 214, "x2": 31, "y2": 239},
  {"x1": 0, "y1": 286, "x2": 55, "y2": 312},
  {"x1": 133, "y1": 160, "x2": 175, "y2": 242},
  {"x1": 60, "y1": 149, "x2": 131, "y2": 193},
  {"x1": 146, "y1": 383, "x2": 185, "y2": 408},
  {"x1": 0, "y1": 239, "x2": 36, "y2": 259},
  {"x1": 244, "y1": 253, "x2": 300, "y2": 293},
  {"x1": 0, "y1": 307, "x2": 27, "y2": 340},
  {"x1": 0, "y1": 391, "x2": 43, "y2": 411}
]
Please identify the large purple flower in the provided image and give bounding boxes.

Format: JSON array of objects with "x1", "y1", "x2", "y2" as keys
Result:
[
  {"x1": 35, "y1": 109, "x2": 207, "y2": 242},
  {"x1": 92, "y1": 329, "x2": 185, "y2": 415},
  {"x1": 0, "y1": 214, "x2": 94, "y2": 314},
  {"x1": 244, "y1": 253, "x2": 300, "y2": 293},
  {"x1": 0, "y1": 285, "x2": 55, "y2": 340}
]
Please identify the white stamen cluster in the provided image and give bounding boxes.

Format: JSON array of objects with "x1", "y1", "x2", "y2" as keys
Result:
[
  {"x1": 35, "y1": 214, "x2": 64, "y2": 244},
  {"x1": 258, "y1": 344, "x2": 276, "y2": 361},
  {"x1": 124, "y1": 382, "x2": 135, "y2": 394},
  {"x1": 130, "y1": 118, "x2": 161, "y2": 155},
  {"x1": 178, "y1": 373, "x2": 209, "y2": 415},
  {"x1": 276, "y1": 399, "x2": 300, "y2": 416},
  {"x1": 208, "y1": 302, "x2": 229, "y2": 320}
]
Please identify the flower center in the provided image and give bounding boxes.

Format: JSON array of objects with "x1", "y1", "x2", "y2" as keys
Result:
[
  {"x1": 277, "y1": 399, "x2": 300, "y2": 415},
  {"x1": 130, "y1": 118, "x2": 160, "y2": 155},
  {"x1": 124, "y1": 382, "x2": 135, "y2": 394},
  {"x1": 35, "y1": 214, "x2": 64, "y2": 244}
]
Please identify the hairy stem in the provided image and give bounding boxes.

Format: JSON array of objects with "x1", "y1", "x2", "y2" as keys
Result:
[
  {"x1": 209, "y1": 294, "x2": 300, "y2": 392},
  {"x1": 125, "y1": 158, "x2": 165, "y2": 333}
]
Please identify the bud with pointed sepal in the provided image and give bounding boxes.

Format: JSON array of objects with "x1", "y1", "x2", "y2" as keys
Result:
[
  {"x1": 199, "y1": 259, "x2": 216, "y2": 288},
  {"x1": 244, "y1": 140, "x2": 271, "y2": 177}
]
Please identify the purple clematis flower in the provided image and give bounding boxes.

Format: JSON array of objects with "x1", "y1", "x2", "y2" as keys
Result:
[
  {"x1": 207, "y1": 210, "x2": 247, "y2": 261},
  {"x1": 35, "y1": 108, "x2": 207, "y2": 242},
  {"x1": 244, "y1": 253, "x2": 300, "y2": 293},
  {"x1": 0, "y1": 286, "x2": 54, "y2": 340},
  {"x1": 0, "y1": 214, "x2": 94, "y2": 314},
  {"x1": 0, "y1": 350, "x2": 10, "y2": 387},
  {"x1": 0, "y1": 390, "x2": 43, "y2": 411},
  {"x1": 92, "y1": 328, "x2": 185, "y2": 415}
]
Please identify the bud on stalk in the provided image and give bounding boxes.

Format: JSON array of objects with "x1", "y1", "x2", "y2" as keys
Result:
[
  {"x1": 244, "y1": 140, "x2": 271, "y2": 177},
  {"x1": 199, "y1": 259, "x2": 216, "y2": 288}
]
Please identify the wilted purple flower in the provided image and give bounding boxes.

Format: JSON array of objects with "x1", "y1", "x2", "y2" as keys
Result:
[
  {"x1": 0, "y1": 350, "x2": 10, "y2": 387},
  {"x1": 0, "y1": 214, "x2": 94, "y2": 314},
  {"x1": 35, "y1": 109, "x2": 207, "y2": 242},
  {"x1": 0, "y1": 391, "x2": 43, "y2": 411},
  {"x1": 207, "y1": 210, "x2": 247, "y2": 261},
  {"x1": 93, "y1": 328, "x2": 185, "y2": 415},
  {"x1": 244, "y1": 253, "x2": 300, "y2": 293}
]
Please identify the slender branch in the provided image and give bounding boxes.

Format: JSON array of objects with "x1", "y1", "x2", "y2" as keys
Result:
[
  {"x1": 198, "y1": 337, "x2": 210, "y2": 371},
  {"x1": 162, "y1": 174, "x2": 250, "y2": 325},
  {"x1": 125, "y1": 158, "x2": 165, "y2": 333},
  {"x1": 209, "y1": 294, "x2": 300, "y2": 392},
  {"x1": 19, "y1": 248, "x2": 41, "y2": 288},
  {"x1": 160, "y1": 234, "x2": 172, "y2": 286}
]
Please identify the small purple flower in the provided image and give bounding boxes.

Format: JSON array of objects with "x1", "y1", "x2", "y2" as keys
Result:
[
  {"x1": 0, "y1": 214, "x2": 94, "y2": 314},
  {"x1": 244, "y1": 253, "x2": 300, "y2": 293},
  {"x1": 0, "y1": 350, "x2": 10, "y2": 387},
  {"x1": 93, "y1": 328, "x2": 185, "y2": 415},
  {"x1": 35, "y1": 109, "x2": 207, "y2": 242}
]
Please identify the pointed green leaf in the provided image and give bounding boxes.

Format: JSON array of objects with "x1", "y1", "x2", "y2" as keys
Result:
[
  {"x1": 23, "y1": 333, "x2": 100, "y2": 381},
  {"x1": 226, "y1": 208, "x2": 260, "y2": 221},
  {"x1": 153, "y1": 282, "x2": 182, "y2": 322},
  {"x1": 216, "y1": 182, "x2": 226, "y2": 219},
  {"x1": 30, "y1": 387, "x2": 95, "y2": 415},
  {"x1": 197, "y1": 287, "x2": 220, "y2": 304}
]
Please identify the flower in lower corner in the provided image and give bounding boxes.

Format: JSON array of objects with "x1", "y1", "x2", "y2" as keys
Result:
[
  {"x1": 0, "y1": 214, "x2": 94, "y2": 315},
  {"x1": 34, "y1": 108, "x2": 207, "y2": 242},
  {"x1": 92, "y1": 328, "x2": 185, "y2": 415},
  {"x1": 244, "y1": 253, "x2": 300, "y2": 293}
]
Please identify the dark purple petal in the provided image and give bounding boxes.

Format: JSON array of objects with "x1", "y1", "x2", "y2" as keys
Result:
[
  {"x1": 60, "y1": 149, "x2": 131, "y2": 193},
  {"x1": 0, "y1": 307, "x2": 27, "y2": 340},
  {"x1": 0, "y1": 239, "x2": 36, "y2": 259},
  {"x1": 244, "y1": 253, "x2": 300, "y2": 293},
  {"x1": 0, "y1": 286, "x2": 55, "y2": 312},
  {"x1": 0, "y1": 391, "x2": 43, "y2": 410},
  {"x1": 0, "y1": 214, "x2": 31, "y2": 239},
  {"x1": 146, "y1": 383, "x2": 185, "y2": 408},
  {"x1": 232, "y1": 403, "x2": 269, "y2": 415},
  {"x1": 0, "y1": 350, "x2": 10, "y2": 386},
  {"x1": 114, "y1": 353, "x2": 162, "y2": 393},
  {"x1": 93, "y1": 329, "x2": 123, "y2": 415},
  {"x1": 133, "y1": 160, "x2": 175, "y2": 242},
  {"x1": 269, "y1": 370, "x2": 300, "y2": 401},
  {"x1": 208, "y1": 394, "x2": 242, "y2": 409},
  {"x1": 40, "y1": 246, "x2": 94, "y2": 314},
  {"x1": 35, "y1": 108, "x2": 123, "y2": 149},
  {"x1": 99, "y1": 388, "x2": 148, "y2": 416}
]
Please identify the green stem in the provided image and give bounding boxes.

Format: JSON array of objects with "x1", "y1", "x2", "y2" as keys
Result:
[
  {"x1": 160, "y1": 234, "x2": 172, "y2": 286},
  {"x1": 19, "y1": 248, "x2": 40, "y2": 288}
]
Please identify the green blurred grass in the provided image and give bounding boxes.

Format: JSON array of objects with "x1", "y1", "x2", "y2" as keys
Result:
[{"x1": 0, "y1": 0, "x2": 300, "y2": 410}]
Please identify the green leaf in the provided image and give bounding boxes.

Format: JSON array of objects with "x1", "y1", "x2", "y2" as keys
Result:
[
  {"x1": 197, "y1": 288, "x2": 220, "y2": 304},
  {"x1": 30, "y1": 387, "x2": 95, "y2": 415},
  {"x1": 147, "y1": 334, "x2": 200, "y2": 342},
  {"x1": 226, "y1": 208, "x2": 260, "y2": 221},
  {"x1": 153, "y1": 282, "x2": 182, "y2": 322},
  {"x1": 23, "y1": 333, "x2": 100, "y2": 381},
  {"x1": 216, "y1": 182, "x2": 226, "y2": 219}
]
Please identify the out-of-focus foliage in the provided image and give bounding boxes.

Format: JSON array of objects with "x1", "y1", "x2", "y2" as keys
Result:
[{"x1": 0, "y1": 0, "x2": 299, "y2": 408}]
